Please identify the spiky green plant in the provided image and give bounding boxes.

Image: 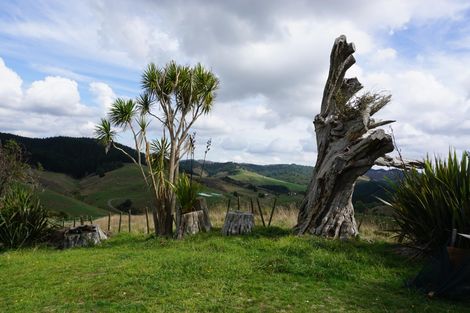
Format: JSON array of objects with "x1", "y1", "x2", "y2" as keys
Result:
[
  {"x1": 172, "y1": 174, "x2": 201, "y2": 214},
  {"x1": 0, "y1": 186, "x2": 52, "y2": 249},
  {"x1": 389, "y1": 150, "x2": 470, "y2": 251}
]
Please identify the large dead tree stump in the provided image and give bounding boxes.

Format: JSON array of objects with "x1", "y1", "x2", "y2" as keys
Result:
[
  {"x1": 294, "y1": 35, "x2": 397, "y2": 239},
  {"x1": 222, "y1": 211, "x2": 255, "y2": 235}
]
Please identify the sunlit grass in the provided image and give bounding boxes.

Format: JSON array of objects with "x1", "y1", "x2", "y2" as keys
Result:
[{"x1": 1, "y1": 229, "x2": 467, "y2": 312}]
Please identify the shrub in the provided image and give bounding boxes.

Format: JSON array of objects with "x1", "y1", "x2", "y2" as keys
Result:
[
  {"x1": 172, "y1": 174, "x2": 201, "y2": 214},
  {"x1": 117, "y1": 199, "x2": 133, "y2": 212},
  {"x1": 0, "y1": 186, "x2": 52, "y2": 249},
  {"x1": 389, "y1": 151, "x2": 470, "y2": 251}
]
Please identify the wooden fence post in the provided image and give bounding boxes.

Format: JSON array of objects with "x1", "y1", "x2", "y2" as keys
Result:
[
  {"x1": 256, "y1": 198, "x2": 266, "y2": 227},
  {"x1": 145, "y1": 207, "x2": 150, "y2": 234},
  {"x1": 268, "y1": 198, "x2": 277, "y2": 227},
  {"x1": 128, "y1": 210, "x2": 131, "y2": 233},
  {"x1": 80, "y1": 216, "x2": 84, "y2": 225},
  {"x1": 226, "y1": 198, "x2": 231, "y2": 214},
  {"x1": 73, "y1": 217, "x2": 76, "y2": 227},
  {"x1": 237, "y1": 196, "x2": 240, "y2": 211},
  {"x1": 107, "y1": 213, "x2": 111, "y2": 232},
  {"x1": 89, "y1": 216, "x2": 93, "y2": 225},
  {"x1": 250, "y1": 198, "x2": 254, "y2": 214},
  {"x1": 118, "y1": 212, "x2": 122, "y2": 233}
]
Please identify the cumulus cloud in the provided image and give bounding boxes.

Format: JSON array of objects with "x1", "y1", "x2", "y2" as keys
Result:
[
  {"x1": 0, "y1": 1, "x2": 470, "y2": 164},
  {"x1": 23, "y1": 76, "x2": 92, "y2": 116},
  {"x1": 0, "y1": 59, "x2": 106, "y2": 138},
  {"x1": 0, "y1": 58, "x2": 23, "y2": 107}
]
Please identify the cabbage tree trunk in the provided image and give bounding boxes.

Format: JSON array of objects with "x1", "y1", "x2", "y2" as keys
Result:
[{"x1": 294, "y1": 35, "x2": 395, "y2": 239}]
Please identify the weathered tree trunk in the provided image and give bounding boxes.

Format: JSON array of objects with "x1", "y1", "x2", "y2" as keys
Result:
[
  {"x1": 222, "y1": 211, "x2": 255, "y2": 235},
  {"x1": 154, "y1": 198, "x2": 173, "y2": 237},
  {"x1": 294, "y1": 35, "x2": 395, "y2": 239}
]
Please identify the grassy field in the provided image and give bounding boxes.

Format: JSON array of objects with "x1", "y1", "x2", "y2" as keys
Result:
[
  {"x1": 38, "y1": 189, "x2": 109, "y2": 217},
  {"x1": 229, "y1": 169, "x2": 306, "y2": 192},
  {"x1": 35, "y1": 165, "x2": 308, "y2": 218},
  {"x1": 1, "y1": 229, "x2": 468, "y2": 312},
  {"x1": 37, "y1": 170, "x2": 81, "y2": 195},
  {"x1": 80, "y1": 165, "x2": 151, "y2": 210}
]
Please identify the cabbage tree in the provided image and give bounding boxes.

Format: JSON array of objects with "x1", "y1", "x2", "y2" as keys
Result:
[{"x1": 96, "y1": 61, "x2": 219, "y2": 236}]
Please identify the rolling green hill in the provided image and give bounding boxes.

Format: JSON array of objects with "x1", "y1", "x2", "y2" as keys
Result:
[
  {"x1": 36, "y1": 170, "x2": 114, "y2": 217},
  {"x1": 34, "y1": 164, "x2": 306, "y2": 217},
  {"x1": 37, "y1": 189, "x2": 109, "y2": 217},
  {"x1": 35, "y1": 162, "x2": 392, "y2": 218},
  {"x1": 228, "y1": 169, "x2": 306, "y2": 193},
  {"x1": 1, "y1": 132, "x2": 399, "y2": 217},
  {"x1": 80, "y1": 164, "x2": 151, "y2": 211}
]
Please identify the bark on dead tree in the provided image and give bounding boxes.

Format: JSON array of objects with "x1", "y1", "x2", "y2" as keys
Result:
[{"x1": 294, "y1": 35, "x2": 396, "y2": 239}]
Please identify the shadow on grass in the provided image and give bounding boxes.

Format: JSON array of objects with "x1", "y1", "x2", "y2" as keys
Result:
[
  {"x1": 250, "y1": 226, "x2": 292, "y2": 238},
  {"x1": 342, "y1": 276, "x2": 470, "y2": 313}
]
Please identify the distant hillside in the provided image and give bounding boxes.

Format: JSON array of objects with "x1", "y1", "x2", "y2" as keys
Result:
[
  {"x1": 1, "y1": 132, "x2": 402, "y2": 184},
  {"x1": 0, "y1": 132, "x2": 136, "y2": 178},
  {"x1": 0, "y1": 132, "x2": 403, "y2": 216},
  {"x1": 365, "y1": 168, "x2": 402, "y2": 181},
  {"x1": 180, "y1": 160, "x2": 313, "y2": 185},
  {"x1": 181, "y1": 160, "x2": 401, "y2": 186}
]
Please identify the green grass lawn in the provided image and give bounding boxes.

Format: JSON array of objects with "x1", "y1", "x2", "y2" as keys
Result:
[{"x1": 1, "y1": 229, "x2": 468, "y2": 312}]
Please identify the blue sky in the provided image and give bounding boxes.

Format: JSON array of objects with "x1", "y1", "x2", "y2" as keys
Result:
[{"x1": 1, "y1": 0, "x2": 470, "y2": 164}]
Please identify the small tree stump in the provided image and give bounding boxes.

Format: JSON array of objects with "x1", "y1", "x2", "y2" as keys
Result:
[
  {"x1": 222, "y1": 211, "x2": 255, "y2": 236},
  {"x1": 178, "y1": 210, "x2": 211, "y2": 238},
  {"x1": 57, "y1": 224, "x2": 108, "y2": 249}
]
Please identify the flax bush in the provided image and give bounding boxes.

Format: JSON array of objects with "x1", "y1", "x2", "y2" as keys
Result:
[
  {"x1": 390, "y1": 151, "x2": 470, "y2": 251},
  {"x1": 0, "y1": 186, "x2": 52, "y2": 249}
]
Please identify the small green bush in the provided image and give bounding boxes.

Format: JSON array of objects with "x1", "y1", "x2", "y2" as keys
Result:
[
  {"x1": 172, "y1": 174, "x2": 201, "y2": 214},
  {"x1": 390, "y1": 151, "x2": 470, "y2": 251},
  {"x1": 0, "y1": 186, "x2": 52, "y2": 249}
]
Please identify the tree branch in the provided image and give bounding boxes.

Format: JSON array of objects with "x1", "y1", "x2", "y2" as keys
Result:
[
  {"x1": 374, "y1": 154, "x2": 424, "y2": 169},
  {"x1": 368, "y1": 119, "x2": 395, "y2": 129}
]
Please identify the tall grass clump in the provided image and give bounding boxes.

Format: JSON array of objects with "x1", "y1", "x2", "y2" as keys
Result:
[
  {"x1": 0, "y1": 186, "x2": 52, "y2": 249},
  {"x1": 390, "y1": 150, "x2": 470, "y2": 251}
]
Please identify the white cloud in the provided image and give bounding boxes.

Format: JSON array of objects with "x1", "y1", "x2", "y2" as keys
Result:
[
  {"x1": 363, "y1": 59, "x2": 470, "y2": 160},
  {"x1": 0, "y1": 60, "x2": 100, "y2": 138},
  {"x1": 372, "y1": 48, "x2": 397, "y2": 63},
  {"x1": 1, "y1": 0, "x2": 470, "y2": 164},
  {"x1": 0, "y1": 58, "x2": 23, "y2": 107},
  {"x1": 23, "y1": 76, "x2": 92, "y2": 116},
  {"x1": 89, "y1": 82, "x2": 116, "y2": 113}
]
